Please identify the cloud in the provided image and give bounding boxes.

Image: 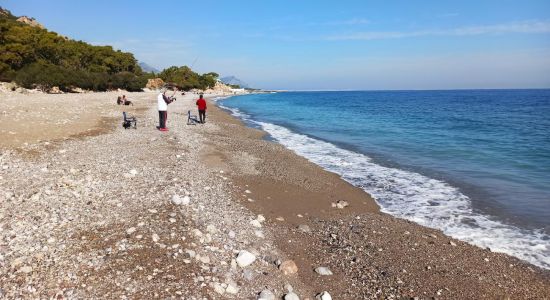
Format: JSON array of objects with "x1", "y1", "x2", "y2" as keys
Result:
[{"x1": 324, "y1": 20, "x2": 550, "y2": 40}]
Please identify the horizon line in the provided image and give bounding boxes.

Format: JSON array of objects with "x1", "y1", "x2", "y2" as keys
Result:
[{"x1": 267, "y1": 87, "x2": 550, "y2": 92}]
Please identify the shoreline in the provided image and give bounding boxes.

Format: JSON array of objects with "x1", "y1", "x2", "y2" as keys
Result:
[
  {"x1": 0, "y1": 90, "x2": 548, "y2": 299},
  {"x1": 206, "y1": 94, "x2": 550, "y2": 298},
  {"x1": 214, "y1": 93, "x2": 550, "y2": 270}
]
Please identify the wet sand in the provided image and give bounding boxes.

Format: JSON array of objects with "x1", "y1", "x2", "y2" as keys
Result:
[{"x1": 205, "y1": 97, "x2": 550, "y2": 299}]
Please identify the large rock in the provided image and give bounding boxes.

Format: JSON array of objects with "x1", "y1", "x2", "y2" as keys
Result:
[
  {"x1": 226, "y1": 283, "x2": 239, "y2": 294},
  {"x1": 146, "y1": 78, "x2": 165, "y2": 90},
  {"x1": 314, "y1": 266, "x2": 333, "y2": 276},
  {"x1": 284, "y1": 292, "x2": 300, "y2": 300},
  {"x1": 236, "y1": 250, "x2": 256, "y2": 268},
  {"x1": 279, "y1": 260, "x2": 298, "y2": 275},
  {"x1": 258, "y1": 289, "x2": 275, "y2": 300},
  {"x1": 316, "y1": 291, "x2": 332, "y2": 300},
  {"x1": 49, "y1": 86, "x2": 63, "y2": 94}
]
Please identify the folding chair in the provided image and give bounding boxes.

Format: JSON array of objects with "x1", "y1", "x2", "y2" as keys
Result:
[
  {"x1": 187, "y1": 110, "x2": 199, "y2": 125},
  {"x1": 122, "y1": 112, "x2": 137, "y2": 129}
]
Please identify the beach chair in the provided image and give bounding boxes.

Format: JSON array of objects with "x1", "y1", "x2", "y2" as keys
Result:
[
  {"x1": 187, "y1": 110, "x2": 199, "y2": 125},
  {"x1": 122, "y1": 112, "x2": 137, "y2": 129}
]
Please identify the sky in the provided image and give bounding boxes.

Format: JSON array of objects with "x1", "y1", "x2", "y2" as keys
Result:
[{"x1": 3, "y1": 0, "x2": 550, "y2": 90}]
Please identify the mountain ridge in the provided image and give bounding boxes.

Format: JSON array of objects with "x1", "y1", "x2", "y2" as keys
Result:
[
  {"x1": 220, "y1": 76, "x2": 249, "y2": 88},
  {"x1": 138, "y1": 62, "x2": 160, "y2": 73}
]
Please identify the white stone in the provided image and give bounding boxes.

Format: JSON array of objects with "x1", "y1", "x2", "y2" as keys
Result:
[
  {"x1": 250, "y1": 219, "x2": 262, "y2": 228},
  {"x1": 199, "y1": 255, "x2": 211, "y2": 264},
  {"x1": 226, "y1": 283, "x2": 239, "y2": 294},
  {"x1": 256, "y1": 214, "x2": 266, "y2": 223},
  {"x1": 254, "y1": 230, "x2": 265, "y2": 239},
  {"x1": 181, "y1": 195, "x2": 190, "y2": 205},
  {"x1": 152, "y1": 233, "x2": 160, "y2": 243},
  {"x1": 315, "y1": 267, "x2": 333, "y2": 276},
  {"x1": 336, "y1": 200, "x2": 349, "y2": 209},
  {"x1": 236, "y1": 250, "x2": 256, "y2": 268},
  {"x1": 284, "y1": 292, "x2": 300, "y2": 300},
  {"x1": 228, "y1": 230, "x2": 236, "y2": 239},
  {"x1": 126, "y1": 227, "x2": 136, "y2": 235},
  {"x1": 212, "y1": 283, "x2": 225, "y2": 294},
  {"x1": 245, "y1": 189, "x2": 251, "y2": 194},
  {"x1": 316, "y1": 291, "x2": 332, "y2": 300},
  {"x1": 171, "y1": 195, "x2": 182, "y2": 205},
  {"x1": 185, "y1": 249, "x2": 196, "y2": 258},
  {"x1": 258, "y1": 289, "x2": 276, "y2": 300},
  {"x1": 20, "y1": 266, "x2": 33, "y2": 273}
]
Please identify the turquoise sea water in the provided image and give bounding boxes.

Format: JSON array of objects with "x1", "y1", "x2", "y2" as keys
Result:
[{"x1": 218, "y1": 89, "x2": 550, "y2": 269}]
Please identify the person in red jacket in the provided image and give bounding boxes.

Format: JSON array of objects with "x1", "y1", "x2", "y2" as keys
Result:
[{"x1": 196, "y1": 94, "x2": 207, "y2": 124}]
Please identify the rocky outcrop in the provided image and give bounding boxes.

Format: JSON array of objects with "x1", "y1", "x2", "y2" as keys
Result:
[
  {"x1": 1, "y1": 8, "x2": 12, "y2": 17},
  {"x1": 146, "y1": 78, "x2": 164, "y2": 90},
  {"x1": 16, "y1": 16, "x2": 44, "y2": 29},
  {"x1": 200, "y1": 80, "x2": 234, "y2": 94}
]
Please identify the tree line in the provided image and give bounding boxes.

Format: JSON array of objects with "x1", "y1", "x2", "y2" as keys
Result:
[{"x1": 0, "y1": 7, "x2": 219, "y2": 92}]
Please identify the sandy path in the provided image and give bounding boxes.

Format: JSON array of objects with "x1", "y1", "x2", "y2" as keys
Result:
[{"x1": 0, "y1": 91, "x2": 147, "y2": 149}]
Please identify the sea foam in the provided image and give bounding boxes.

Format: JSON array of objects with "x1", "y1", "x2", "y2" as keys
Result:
[{"x1": 220, "y1": 104, "x2": 550, "y2": 270}]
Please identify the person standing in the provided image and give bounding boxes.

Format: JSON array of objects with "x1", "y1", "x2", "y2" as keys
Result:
[
  {"x1": 196, "y1": 94, "x2": 207, "y2": 124},
  {"x1": 157, "y1": 89, "x2": 176, "y2": 131}
]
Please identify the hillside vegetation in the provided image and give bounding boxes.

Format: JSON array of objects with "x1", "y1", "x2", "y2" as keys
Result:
[{"x1": 0, "y1": 7, "x2": 220, "y2": 92}]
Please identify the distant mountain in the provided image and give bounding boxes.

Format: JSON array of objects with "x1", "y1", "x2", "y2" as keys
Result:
[
  {"x1": 220, "y1": 76, "x2": 249, "y2": 88},
  {"x1": 139, "y1": 62, "x2": 160, "y2": 73}
]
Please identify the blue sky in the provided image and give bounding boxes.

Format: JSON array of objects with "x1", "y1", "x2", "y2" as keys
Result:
[{"x1": 3, "y1": 0, "x2": 550, "y2": 90}]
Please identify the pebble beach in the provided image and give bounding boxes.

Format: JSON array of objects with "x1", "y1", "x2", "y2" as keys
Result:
[{"x1": 1, "y1": 90, "x2": 549, "y2": 299}]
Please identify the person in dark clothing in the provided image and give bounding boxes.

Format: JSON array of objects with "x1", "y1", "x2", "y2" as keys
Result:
[
  {"x1": 122, "y1": 95, "x2": 133, "y2": 106},
  {"x1": 196, "y1": 94, "x2": 207, "y2": 123}
]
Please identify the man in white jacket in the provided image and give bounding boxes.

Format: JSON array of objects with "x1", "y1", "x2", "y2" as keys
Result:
[{"x1": 158, "y1": 89, "x2": 176, "y2": 131}]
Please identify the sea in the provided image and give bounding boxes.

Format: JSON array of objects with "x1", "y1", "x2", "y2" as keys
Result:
[{"x1": 217, "y1": 89, "x2": 550, "y2": 270}]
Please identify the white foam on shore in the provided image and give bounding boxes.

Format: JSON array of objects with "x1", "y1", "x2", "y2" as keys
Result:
[{"x1": 220, "y1": 104, "x2": 550, "y2": 270}]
